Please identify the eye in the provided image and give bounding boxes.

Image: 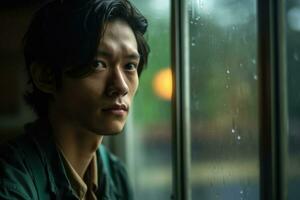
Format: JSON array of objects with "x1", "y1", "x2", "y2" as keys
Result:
[
  {"x1": 92, "y1": 60, "x2": 107, "y2": 71},
  {"x1": 124, "y1": 63, "x2": 138, "y2": 71}
]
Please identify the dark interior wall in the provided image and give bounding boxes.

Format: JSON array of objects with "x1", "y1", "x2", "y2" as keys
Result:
[
  {"x1": 0, "y1": 1, "x2": 42, "y2": 143},
  {"x1": 1, "y1": 0, "x2": 43, "y2": 7}
]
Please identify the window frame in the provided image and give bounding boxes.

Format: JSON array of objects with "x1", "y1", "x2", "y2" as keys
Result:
[
  {"x1": 257, "y1": 0, "x2": 288, "y2": 199},
  {"x1": 171, "y1": 0, "x2": 191, "y2": 199},
  {"x1": 171, "y1": 0, "x2": 289, "y2": 200}
]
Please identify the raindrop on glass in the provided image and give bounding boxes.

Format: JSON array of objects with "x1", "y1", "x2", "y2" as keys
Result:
[
  {"x1": 294, "y1": 52, "x2": 299, "y2": 61},
  {"x1": 253, "y1": 74, "x2": 258, "y2": 80},
  {"x1": 199, "y1": 0, "x2": 204, "y2": 9},
  {"x1": 231, "y1": 129, "x2": 236, "y2": 133},
  {"x1": 237, "y1": 135, "x2": 241, "y2": 140},
  {"x1": 226, "y1": 70, "x2": 230, "y2": 74}
]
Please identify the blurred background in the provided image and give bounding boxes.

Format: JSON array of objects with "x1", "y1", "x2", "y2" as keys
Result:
[
  {"x1": 0, "y1": 1, "x2": 36, "y2": 141},
  {"x1": 286, "y1": 0, "x2": 300, "y2": 199},
  {"x1": 0, "y1": 0, "x2": 299, "y2": 199},
  {"x1": 187, "y1": 0, "x2": 259, "y2": 199}
]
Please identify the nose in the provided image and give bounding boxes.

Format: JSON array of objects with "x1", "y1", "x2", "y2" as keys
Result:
[{"x1": 105, "y1": 68, "x2": 129, "y2": 98}]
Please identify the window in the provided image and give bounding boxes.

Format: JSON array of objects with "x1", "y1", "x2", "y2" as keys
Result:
[
  {"x1": 188, "y1": 0, "x2": 259, "y2": 199},
  {"x1": 170, "y1": 0, "x2": 300, "y2": 199},
  {"x1": 125, "y1": 0, "x2": 173, "y2": 199},
  {"x1": 287, "y1": 0, "x2": 300, "y2": 199}
]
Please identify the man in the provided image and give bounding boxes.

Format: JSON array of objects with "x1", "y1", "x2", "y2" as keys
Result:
[{"x1": 0, "y1": 0, "x2": 149, "y2": 199}]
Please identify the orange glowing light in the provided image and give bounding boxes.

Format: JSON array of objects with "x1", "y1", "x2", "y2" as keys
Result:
[{"x1": 153, "y1": 68, "x2": 172, "y2": 101}]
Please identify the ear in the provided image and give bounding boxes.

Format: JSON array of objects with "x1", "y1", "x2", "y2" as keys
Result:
[{"x1": 30, "y1": 62, "x2": 56, "y2": 94}]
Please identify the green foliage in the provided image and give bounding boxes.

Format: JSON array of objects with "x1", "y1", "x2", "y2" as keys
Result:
[{"x1": 131, "y1": 0, "x2": 172, "y2": 125}]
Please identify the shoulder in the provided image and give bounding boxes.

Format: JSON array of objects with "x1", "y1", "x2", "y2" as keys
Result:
[
  {"x1": 98, "y1": 145, "x2": 128, "y2": 176},
  {"x1": 98, "y1": 145, "x2": 133, "y2": 199},
  {"x1": 0, "y1": 134, "x2": 38, "y2": 199}
]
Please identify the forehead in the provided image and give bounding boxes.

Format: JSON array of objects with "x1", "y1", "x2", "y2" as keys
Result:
[{"x1": 98, "y1": 19, "x2": 138, "y2": 54}]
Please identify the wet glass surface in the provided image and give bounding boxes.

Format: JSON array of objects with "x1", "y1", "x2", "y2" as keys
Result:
[
  {"x1": 188, "y1": 0, "x2": 260, "y2": 199},
  {"x1": 286, "y1": 0, "x2": 300, "y2": 199}
]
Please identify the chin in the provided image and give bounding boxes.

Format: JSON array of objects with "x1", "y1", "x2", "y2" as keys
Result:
[
  {"x1": 97, "y1": 130, "x2": 123, "y2": 136},
  {"x1": 103, "y1": 130, "x2": 123, "y2": 135},
  {"x1": 93, "y1": 122, "x2": 125, "y2": 136}
]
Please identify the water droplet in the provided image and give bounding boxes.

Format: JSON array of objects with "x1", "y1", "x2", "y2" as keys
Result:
[
  {"x1": 251, "y1": 59, "x2": 257, "y2": 64},
  {"x1": 294, "y1": 52, "x2": 299, "y2": 61},
  {"x1": 231, "y1": 129, "x2": 236, "y2": 133},
  {"x1": 240, "y1": 190, "x2": 244, "y2": 194},
  {"x1": 226, "y1": 70, "x2": 230, "y2": 74},
  {"x1": 239, "y1": 63, "x2": 243, "y2": 67},
  {"x1": 198, "y1": 0, "x2": 204, "y2": 9},
  {"x1": 226, "y1": 85, "x2": 229, "y2": 89},
  {"x1": 191, "y1": 42, "x2": 196, "y2": 46},
  {"x1": 237, "y1": 135, "x2": 241, "y2": 140},
  {"x1": 253, "y1": 74, "x2": 258, "y2": 80}
]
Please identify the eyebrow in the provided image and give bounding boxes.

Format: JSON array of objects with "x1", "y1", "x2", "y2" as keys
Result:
[{"x1": 97, "y1": 50, "x2": 140, "y2": 60}]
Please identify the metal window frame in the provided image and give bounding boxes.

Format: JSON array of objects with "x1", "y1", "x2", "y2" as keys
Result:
[
  {"x1": 171, "y1": 0, "x2": 191, "y2": 199},
  {"x1": 258, "y1": 0, "x2": 288, "y2": 200}
]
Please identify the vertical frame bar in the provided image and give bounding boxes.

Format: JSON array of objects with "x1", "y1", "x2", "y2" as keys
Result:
[
  {"x1": 171, "y1": 0, "x2": 191, "y2": 199},
  {"x1": 274, "y1": 0, "x2": 288, "y2": 199},
  {"x1": 258, "y1": 0, "x2": 287, "y2": 199},
  {"x1": 257, "y1": 0, "x2": 273, "y2": 198}
]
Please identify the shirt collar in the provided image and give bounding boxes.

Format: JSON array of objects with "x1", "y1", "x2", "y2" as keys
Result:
[
  {"x1": 58, "y1": 149, "x2": 98, "y2": 199},
  {"x1": 25, "y1": 119, "x2": 121, "y2": 199}
]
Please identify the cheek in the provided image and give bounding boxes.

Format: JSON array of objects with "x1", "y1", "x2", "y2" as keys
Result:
[
  {"x1": 57, "y1": 88, "x2": 89, "y2": 112},
  {"x1": 58, "y1": 78, "x2": 105, "y2": 108},
  {"x1": 129, "y1": 76, "x2": 139, "y2": 97},
  {"x1": 80, "y1": 74, "x2": 107, "y2": 94}
]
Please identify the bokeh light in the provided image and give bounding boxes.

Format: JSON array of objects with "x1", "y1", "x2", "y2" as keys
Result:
[{"x1": 152, "y1": 68, "x2": 172, "y2": 100}]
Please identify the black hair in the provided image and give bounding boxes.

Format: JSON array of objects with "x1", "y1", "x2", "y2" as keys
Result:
[{"x1": 23, "y1": 0, "x2": 150, "y2": 118}]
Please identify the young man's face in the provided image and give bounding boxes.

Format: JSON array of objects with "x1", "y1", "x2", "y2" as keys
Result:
[{"x1": 51, "y1": 19, "x2": 140, "y2": 135}]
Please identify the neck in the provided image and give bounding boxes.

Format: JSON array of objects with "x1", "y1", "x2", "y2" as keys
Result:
[{"x1": 49, "y1": 114, "x2": 103, "y2": 178}]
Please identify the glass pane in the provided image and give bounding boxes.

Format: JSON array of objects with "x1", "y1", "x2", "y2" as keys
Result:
[
  {"x1": 188, "y1": 0, "x2": 260, "y2": 199},
  {"x1": 286, "y1": 0, "x2": 300, "y2": 199},
  {"x1": 126, "y1": 0, "x2": 172, "y2": 199}
]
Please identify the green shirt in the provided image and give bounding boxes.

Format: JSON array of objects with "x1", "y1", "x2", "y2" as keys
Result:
[{"x1": 0, "y1": 120, "x2": 133, "y2": 200}]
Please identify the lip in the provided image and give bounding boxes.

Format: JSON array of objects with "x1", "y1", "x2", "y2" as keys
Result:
[{"x1": 102, "y1": 104, "x2": 128, "y2": 116}]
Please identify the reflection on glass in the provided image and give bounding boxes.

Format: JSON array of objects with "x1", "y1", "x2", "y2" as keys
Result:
[
  {"x1": 188, "y1": 0, "x2": 259, "y2": 199},
  {"x1": 287, "y1": 0, "x2": 300, "y2": 199},
  {"x1": 127, "y1": 0, "x2": 172, "y2": 199}
]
